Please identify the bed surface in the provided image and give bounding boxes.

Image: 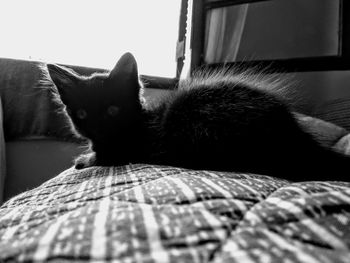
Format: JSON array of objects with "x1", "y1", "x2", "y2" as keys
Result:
[{"x1": 0, "y1": 164, "x2": 349, "y2": 262}]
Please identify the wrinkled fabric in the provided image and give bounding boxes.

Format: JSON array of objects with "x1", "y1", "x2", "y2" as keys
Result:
[{"x1": 0, "y1": 164, "x2": 349, "y2": 263}]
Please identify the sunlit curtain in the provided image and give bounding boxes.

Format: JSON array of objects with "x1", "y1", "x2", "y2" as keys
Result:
[{"x1": 204, "y1": 5, "x2": 249, "y2": 64}]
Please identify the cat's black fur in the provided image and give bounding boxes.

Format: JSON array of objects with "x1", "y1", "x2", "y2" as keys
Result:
[{"x1": 47, "y1": 53, "x2": 349, "y2": 181}]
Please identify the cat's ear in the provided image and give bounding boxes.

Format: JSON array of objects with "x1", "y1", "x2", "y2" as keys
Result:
[
  {"x1": 47, "y1": 64, "x2": 80, "y2": 96},
  {"x1": 108, "y1": 52, "x2": 140, "y2": 96}
]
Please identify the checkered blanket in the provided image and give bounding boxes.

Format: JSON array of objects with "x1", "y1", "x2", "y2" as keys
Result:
[{"x1": 0, "y1": 164, "x2": 349, "y2": 262}]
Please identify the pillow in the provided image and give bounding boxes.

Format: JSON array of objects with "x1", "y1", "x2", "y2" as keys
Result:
[
  {"x1": 315, "y1": 98, "x2": 350, "y2": 131},
  {"x1": 0, "y1": 58, "x2": 82, "y2": 142},
  {"x1": 334, "y1": 134, "x2": 350, "y2": 155},
  {"x1": 295, "y1": 113, "x2": 348, "y2": 149}
]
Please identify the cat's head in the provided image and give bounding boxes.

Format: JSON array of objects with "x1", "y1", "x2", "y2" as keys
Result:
[{"x1": 47, "y1": 52, "x2": 143, "y2": 147}]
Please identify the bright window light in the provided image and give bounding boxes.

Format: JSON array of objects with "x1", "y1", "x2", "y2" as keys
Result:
[{"x1": 0, "y1": 0, "x2": 181, "y2": 77}]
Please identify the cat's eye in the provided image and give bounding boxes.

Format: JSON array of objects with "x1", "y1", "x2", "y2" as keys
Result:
[
  {"x1": 107, "y1": 105, "x2": 119, "y2": 117},
  {"x1": 76, "y1": 109, "x2": 87, "y2": 120}
]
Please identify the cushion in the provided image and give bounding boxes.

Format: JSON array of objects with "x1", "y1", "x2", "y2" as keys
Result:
[
  {"x1": 0, "y1": 58, "x2": 80, "y2": 142},
  {"x1": 295, "y1": 113, "x2": 348, "y2": 149},
  {"x1": 315, "y1": 97, "x2": 350, "y2": 131},
  {"x1": 0, "y1": 164, "x2": 349, "y2": 262}
]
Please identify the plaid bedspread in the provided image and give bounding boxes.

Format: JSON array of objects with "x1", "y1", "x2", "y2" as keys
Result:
[{"x1": 0, "y1": 164, "x2": 350, "y2": 262}]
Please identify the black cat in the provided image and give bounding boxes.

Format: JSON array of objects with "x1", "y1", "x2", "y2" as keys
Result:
[{"x1": 47, "y1": 53, "x2": 349, "y2": 181}]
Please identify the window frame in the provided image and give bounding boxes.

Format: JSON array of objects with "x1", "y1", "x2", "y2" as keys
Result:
[{"x1": 189, "y1": 0, "x2": 350, "y2": 73}]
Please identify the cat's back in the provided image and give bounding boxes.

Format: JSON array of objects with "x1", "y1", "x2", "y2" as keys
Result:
[
  {"x1": 147, "y1": 71, "x2": 301, "y2": 172},
  {"x1": 158, "y1": 71, "x2": 291, "y2": 131},
  {"x1": 146, "y1": 70, "x2": 350, "y2": 180}
]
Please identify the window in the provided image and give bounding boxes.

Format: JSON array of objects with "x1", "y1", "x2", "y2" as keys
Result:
[
  {"x1": 0, "y1": 0, "x2": 182, "y2": 78},
  {"x1": 189, "y1": 0, "x2": 350, "y2": 72}
]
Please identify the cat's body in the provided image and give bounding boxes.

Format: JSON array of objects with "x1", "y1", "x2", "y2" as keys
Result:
[{"x1": 47, "y1": 53, "x2": 349, "y2": 181}]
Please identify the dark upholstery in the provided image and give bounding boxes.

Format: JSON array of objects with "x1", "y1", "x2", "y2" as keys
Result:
[{"x1": 0, "y1": 58, "x2": 78, "y2": 141}]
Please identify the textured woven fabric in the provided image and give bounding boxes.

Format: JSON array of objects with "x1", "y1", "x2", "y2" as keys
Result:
[{"x1": 0, "y1": 164, "x2": 349, "y2": 262}]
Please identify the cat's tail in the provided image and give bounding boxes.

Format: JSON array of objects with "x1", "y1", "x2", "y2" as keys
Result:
[
  {"x1": 281, "y1": 126, "x2": 350, "y2": 182},
  {"x1": 289, "y1": 135, "x2": 350, "y2": 182},
  {"x1": 312, "y1": 147, "x2": 350, "y2": 182}
]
